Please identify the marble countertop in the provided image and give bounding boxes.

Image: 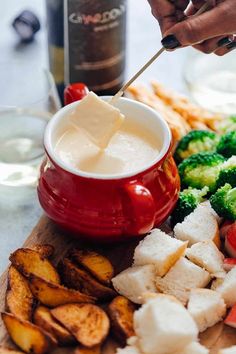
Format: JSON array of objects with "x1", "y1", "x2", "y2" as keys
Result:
[{"x1": 0, "y1": 0, "x2": 189, "y2": 274}]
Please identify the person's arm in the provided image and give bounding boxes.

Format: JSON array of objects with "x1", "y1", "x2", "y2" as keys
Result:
[{"x1": 148, "y1": 0, "x2": 236, "y2": 55}]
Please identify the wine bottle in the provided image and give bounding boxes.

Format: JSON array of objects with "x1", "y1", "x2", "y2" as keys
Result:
[
  {"x1": 64, "y1": 0, "x2": 127, "y2": 95},
  {"x1": 45, "y1": 0, "x2": 64, "y2": 101}
]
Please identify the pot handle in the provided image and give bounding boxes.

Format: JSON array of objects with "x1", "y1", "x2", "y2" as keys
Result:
[{"x1": 124, "y1": 181, "x2": 156, "y2": 235}]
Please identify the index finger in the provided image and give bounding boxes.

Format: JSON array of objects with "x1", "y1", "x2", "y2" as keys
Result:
[
  {"x1": 186, "y1": 0, "x2": 216, "y2": 15},
  {"x1": 148, "y1": 0, "x2": 190, "y2": 33}
]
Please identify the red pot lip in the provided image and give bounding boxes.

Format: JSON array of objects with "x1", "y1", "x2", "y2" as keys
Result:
[{"x1": 44, "y1": 96, "x2": 172, "y2": 181}]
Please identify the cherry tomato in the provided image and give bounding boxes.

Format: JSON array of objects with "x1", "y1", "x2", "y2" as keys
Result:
[{"x1": 64, "y1": 83, "x2": 89, "y2": 105}]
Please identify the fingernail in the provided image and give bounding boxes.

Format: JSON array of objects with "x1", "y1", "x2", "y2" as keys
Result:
[
  {"x1": 226, "y1": 42, "x2": 236, "y2": 50},
  {"x1": 161, "y1": 35, "x2": 181, "y2": 50},
  {"x1": 217, "y1": 37, "x2": 233, "y2": 47}
]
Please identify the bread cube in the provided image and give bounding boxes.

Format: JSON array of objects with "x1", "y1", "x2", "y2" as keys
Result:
[
  {"x1": 116, "y1": 346, "x2": 141, "y2": 354},
  {"x1": 70, "y1": 92, "x2": 124, "y2": 148},
  {"x1": 214, "y1": 268, "x2": 236, "y2": 307},
  {"x1": 156, "y1": 257, "x2": 211, "y2": 305},
  {"x1": 127, "y1": 336, "x2": 139, "y2": 346},
  {"x1": 133, "y1": 229, "x2": 188, "y2": 276},
  {"x1": 174, "y1": 342, "x2": 209, "y2": 354},
  {"x1": 211, "y1": 277, "x2": 225, "y2": 291},
  {"x1": 185, "y1": 241, "x2": 225, "y2": 278},
  {"x1": 174, "y1": 203, "x2": 220, "y2": 248},
  {"x1": 134, "y1": 294, "x2": 198, "y2": 354},
  {"x1": 200, "y1": 200, "x2": 222, "y2": 224},
  {"x1": 112, "y1": 265, "x2": 157, "y2": 304},
  {"x1": 218, "y1": 346, "x2": 236, "y2": 354},
  {"x1": 187, "y1": 289, "x2": 226, "y2": 332}
]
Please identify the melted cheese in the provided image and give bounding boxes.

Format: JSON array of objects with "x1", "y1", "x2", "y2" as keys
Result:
[{"x1": 55, "y1": 117, "x2": 160, "y2": 176}]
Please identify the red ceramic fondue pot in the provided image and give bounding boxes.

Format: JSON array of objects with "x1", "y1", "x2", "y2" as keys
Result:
[{"x1": 38, "y1": 97, "x2": 180, "y2": 242}]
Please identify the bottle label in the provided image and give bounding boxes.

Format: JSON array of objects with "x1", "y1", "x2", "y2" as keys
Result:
[{"x1": 65, "y1": 0, "x2": 127, "y2": 93}]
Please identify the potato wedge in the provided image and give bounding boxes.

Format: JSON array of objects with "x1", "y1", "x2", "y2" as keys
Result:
[
  {"x1": 70, "y1": 249, "x2": 114, "y2": 285},
  {"x1": 108, "y1": 296, "x2": 136, "y2": 345},
  {"x1": 59, "y1": 258, "x2": 116, "y2": 300},
  {"x1": 6, "y1": 266, "x2": 35, "y2": 321},
  {"x1": 9, "y1": 248, "x2": 60, "y2": 284},
  {"x1": 74, "y1": 345, "x2": 101, "y2": 354},
  {"x1": 29, "y1": 274, "x2": 95, "y2": 307},
  {"x1": 1, "y1": 312, "x2": 56, "y2": 354},
  {"x1": 51, "y1": 304, "x2": 110, "y2": 347},
  {"x1": 34, "y1": 306, "x2": 75, "y2": 345},
  {"x1": 32, "y1": 244, "x2": 54, "y2": 259},
  {"x1": 0, "y1": 348, "x2": 25, "y2": 354}
]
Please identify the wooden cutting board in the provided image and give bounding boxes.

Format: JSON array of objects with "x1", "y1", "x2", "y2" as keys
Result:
[{"x1": 0, "y1": 215, "x2": 236, "y2": 354}]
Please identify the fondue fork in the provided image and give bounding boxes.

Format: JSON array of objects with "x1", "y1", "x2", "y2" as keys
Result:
[{"x1": 110, "y1": 0, "x2": 212, "y2": 104}]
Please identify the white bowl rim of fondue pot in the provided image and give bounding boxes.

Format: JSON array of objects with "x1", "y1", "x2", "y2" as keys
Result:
[{"x1": 44, "y1": 96, "x2": 171, "y2": 180}]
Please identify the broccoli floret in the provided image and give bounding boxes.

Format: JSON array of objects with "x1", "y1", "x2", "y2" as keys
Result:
[
  {"x1": 216, "y1": 156, "x2": 236, "y2": 188},
  {"x1": 217, "y1": 168, "x2": 236, "y2": 188},
  {"x1": 171, "y1": 187, "x2": 209, "y2": 226},
  {"x1": 174, "y1": 130, "x2": 219, "y2": 164},
  {"x1": 210, "y1": 184, "x2": 236, "y2": 221},
  {"x1": 217, "y1": 116, "x2": 236, "y2": 134},
  {"x1": 178, "y1": 152, "x2": 226, "y2": 192},
  {"x1": 217, "y1": 131, "x2": 236, "y2": 158}
]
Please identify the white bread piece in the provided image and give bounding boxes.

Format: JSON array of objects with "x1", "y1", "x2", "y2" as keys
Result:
[
  {"x1": 200, "y1": 200, "x2": 222, "y2": 224},
  {"x1": 185, "y1": 241, "x2": 225, "y2": 278},
  {"x1": 127, "y1": 337, "x2": 139, "y2": 346},
  {"x1": 213, "y1": 268, "x2": 236, "y2": 307},
  {"x1": 133, "y1": 229, "x2": 188, "y2": 277},
  {"x1": 187, "y1": 289, "x2": 226, "y2": 332},
  {"x1": 116, "y1": 346, "x2": 141, "y2": 354},
  {"x1": 70, "y1": 92, "x2": 124, "y2": 148},
  {"x1": 134, "y1": 294, "x2": 198, "y2": 354},
  {"x1": 141, "y1": 292, "x2": 159, "y2": 304},
  {"x1": 174, "y1": 203, "x2": 220, "y2": 248},
  {"x1": 174, "y1": 342, "x2": 209, "y2": 354},
  {"x1": 112, "y1": 265, "x2": 157, "y2": 304},
  {"x1": 218, "y1": 346, "x2": 236, "y2": 354},
  {"x1": 156, "y1": 257, "x2": 211, "y2": 305},
  {"x1": 211, "y1": 277, "x2": 225, "y2": 290}
]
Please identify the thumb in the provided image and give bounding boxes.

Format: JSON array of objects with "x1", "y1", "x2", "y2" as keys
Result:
[{"x1": 162, "y1": 1, "x2": 235, "y2": 49}]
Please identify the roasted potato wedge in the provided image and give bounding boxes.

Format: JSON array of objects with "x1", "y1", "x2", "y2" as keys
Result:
[
  {"x1": 51, "y1": 304, "x2": 110, "y2": 347},
  {"x1": 34, "y1": 306, "x2": 75, "y2": 345},
  {"x1": 74, "y1": 345, "x2": 101, "y2": 354},
  {"x1": 6, "y1": 266, "x2": 34, "y2": 321},
  {"x1": 9, "y1": 248, "x2": 60, "y2": 284},
  {"x1": 1, "y1": 312, "x2": 57, "y2": 354},
  {"x1": 59, "y1": 258, "x2": 116, "y2": 300},
  {"x1": 29, "y1": 274, "x2": 95, "y2": 307},
  {"x1": 108, "y1": 296, "x2": 136, "y2": 345},
  {"x1": 0, "y1": 348, "x2": 25, "y2": 354},
  {"x1": 32, "y1": 244, "x2": 54, "y2": 259},
  {"x1": 70, "y1": 249, "x2": 114, "y2": 285}
]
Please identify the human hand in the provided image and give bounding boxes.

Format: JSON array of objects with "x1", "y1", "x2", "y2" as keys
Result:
[{"x1": 148, "y1": 0, "x2": 236, "y2": 55}]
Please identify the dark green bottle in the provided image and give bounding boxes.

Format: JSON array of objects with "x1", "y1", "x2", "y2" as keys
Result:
[{"x1": 64, "y1": 0, "x2": 127, "y2": 95}]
